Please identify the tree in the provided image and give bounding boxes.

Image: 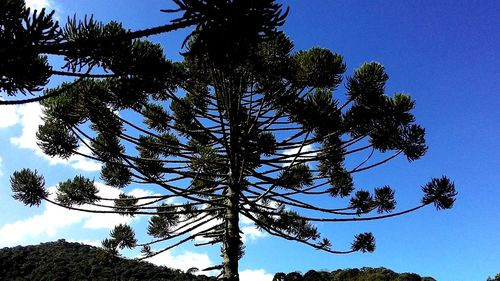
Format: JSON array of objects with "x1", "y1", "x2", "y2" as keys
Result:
[
  {"x1": 487, "y1": 274, "x2": 500, "y2": 281},
  {"x1": 285, "y1": 272, "x2": 304, "y2": 281},
  {"x1": 0, "y1": 240, "x2": 217, "y2": 280},
  {"x1": 3, "y1": 1, "x2": 457, "y2": 280},
  {"x1": 273, "y1": 272, "x2": 287, "y2": 281},
  {"x1": 396, "y1": 273, "x2": 422, "y2": 281},
  {"x1": 273, "y1": 268, "x2": 436, "y2": 281},
  {"x1": 303, "y1": 270, "x2": 329, "y2": 281}
]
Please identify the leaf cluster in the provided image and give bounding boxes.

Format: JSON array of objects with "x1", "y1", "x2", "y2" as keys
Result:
[
  {"x1": 170, "y1": 0, "x2": 289, "y2": 65},
  {"x1": 0, "y1": 0, "x2": 58, "y2": 94},
  {"x1": 10, "y1": 168, "x2": 48, "y2": 207}
]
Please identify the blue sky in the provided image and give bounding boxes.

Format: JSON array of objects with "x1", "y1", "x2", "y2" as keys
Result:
[{"x1": 0, "y1": 1, "x2": 499, "y2": 280}]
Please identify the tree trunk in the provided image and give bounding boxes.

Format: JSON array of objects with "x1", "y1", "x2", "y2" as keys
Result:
[
  {"x1": 223, "y1": 184, "x2": 240, "y2": 281},
  {"x1": 221, "y1": 75, "x2": 244, "y2": 280}
]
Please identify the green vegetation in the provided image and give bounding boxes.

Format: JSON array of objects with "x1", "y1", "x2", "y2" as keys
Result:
[
  {"x1": 0, "y1": 240, "x2": 215, "y2": 281},
  {"x1": 0, "y1": 240, "x2": 443, "y2": 281},
  {"x1": 487, "y1": 274, "x2": 500, "y2": 281},
  {"x1": 273, "y1": 268, "x2": 436, "y2": 281}
]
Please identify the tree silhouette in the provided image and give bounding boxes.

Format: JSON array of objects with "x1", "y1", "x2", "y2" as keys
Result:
[
  {"x1": 273, "y1": 268, "x2": 437, "y2": 281},
  {"x1": 487, "y1": 274, "x2": 500, "y2": 281},
  {"x1": 3, "y1": 1, "x2": 456, "y2": 280}
]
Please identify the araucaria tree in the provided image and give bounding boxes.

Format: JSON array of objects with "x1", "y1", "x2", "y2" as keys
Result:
[{"x1": 2, "y1": 1, "x2": 457, "y2": 280}]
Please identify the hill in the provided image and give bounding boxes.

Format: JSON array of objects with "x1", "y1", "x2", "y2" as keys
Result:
[
  {"x1": 0, "y1": 240, "x2": 215, "y2": 281},
  {"x1": 0, "y1": 240, "x2": 440, "y2": 281},
  {"x1": 272, "y1": 268, "x2": 437, "y2": 281}
]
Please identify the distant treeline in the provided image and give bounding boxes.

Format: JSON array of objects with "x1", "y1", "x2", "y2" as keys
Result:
[
  {"x1": 3, "y1": 240, "x2": 495, "y2": 281},
  {"x1": 272, "y1": 268, "x2": 436, "y2": 281}
]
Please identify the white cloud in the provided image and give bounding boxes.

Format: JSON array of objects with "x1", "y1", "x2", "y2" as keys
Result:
[
  {"x1": 240, "y1": 269, "x2": 274, "y2": 281},
  {"x1": 67, "y1": 239, "x2": 102, "y2": 247},
  {"x1": 0, "y1": 103, "x2": 20, "y2": 128},
  {"x1": 128, "y1": 188, "x2": 159, "y2": 202},
  {"x1": 69, "y1": 146, "x2": 102, "y2": 172},
  {"x1": 240, "y1": 214, "x2": 267, "y2": 243},
  {"x1": 82, "y1": 184, "x2": 161, "y2": 230},
  {"x1": 8, "y1": 103, "x2": 43, "y2": 149},
  {"x1": 146, "y1": 250, "x2": 214, "y2": 274},
  {"x1": 0, "y1": 204, "x2": 80, "y2": 246},
  {"x1": 25, "y1": 0, "x2": 52, "y2": 11},
  {"x1": 242, "y1": 225, "x2": 266, "y2": 243},
  {"x1": 0, "y1": 183, "x2": 152, "y2": 247},
  {"x1": 281, "y1": 144, "x2": 316, "y2": 167},
  {"x1": 5, "y1": 103, "x2": 101, "y2": 172},
  {"x1": 70, "y1": 157, "x2": 102, "y2": 172},
  {"x1": 147, "y1": 250, "x2": 273, "y2": 281},
  {"x1": 81, "y1": 183, "x2": 140, "y2": 229},
  {"x1": 23, "y1": 0, "x2": 62, "y2": 27}
]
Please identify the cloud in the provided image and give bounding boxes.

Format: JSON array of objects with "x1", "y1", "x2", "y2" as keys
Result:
[
  {"x1": 23, "y1": 0, "x2": 62, "y2": 25},
  {"x1": 81, "y1": 183, "x2": 140, "y2": 229},
  {"x1": 8, "y1": 103, "x2": 42, "y2": 149},
  {"x1": 25, "y1": 0, "x2": 53, "y2": 11},
  {"x1": 240, "y1": 213, "x2": 268, "y2": 243},
  {"x1": 0, "y1": 183, "x2": 152, "y2": 247},
  {"x1": 5, "y1": 102, "x2": 101, "y2": 172},
  {"x1": 0, "y1": 103, "x2": 20, "y2": 128},
  {"x1": 146, "y1": 249, "x2": 274, "y2": 281},
  {"x1": 146, "y1": 250, "x2": 214, "y2": 274},
  {"x1": 241, "y1": 225, "x2": 266, "y2": 243},
  {"x1": 69, "y1": 151, "x2": 102, "y2": 171},
  {"x1": 240, "y1": 269, "x2": 274, "y2": 281},
  {"x1": 281, "y1": 144, "x2": 316, "y2": 167},
  {"x1": 67, "y1": 239, "x2": 102, "y2": 247}
]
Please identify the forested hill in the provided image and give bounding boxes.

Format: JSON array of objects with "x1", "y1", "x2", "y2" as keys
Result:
[
  {"x1": 0, "y1": 240, "x2": 439, "y2": 281},
  {"x1": 272, "y1": 268, "x2": 437, "y2": 281},
  {"x1": 0, "y1": 240, "x2": 215, "y2": 281}
]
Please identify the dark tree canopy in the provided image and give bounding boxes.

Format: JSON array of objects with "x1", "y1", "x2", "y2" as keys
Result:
[
  {"x1": 2, "y1": 1, "x2": 457, "y2": 280},
  {"x1": 272, "y1": 268, "x2": 438, "y2": 281},
  {"x1": 487, "y1": 274, "x2": 500, "y2": 281},
  {"x1": 0, "y1": 241, "x2": 440, "y2": 281},
  {"x1": 0, "y1": 240, "x2": 216, "y2": 281}
]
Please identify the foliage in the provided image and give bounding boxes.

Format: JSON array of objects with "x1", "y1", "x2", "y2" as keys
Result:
[
  {"x1": 0, "y1": 0, "x2": 58, "y2": 95},
  {"x1": 10, "y1": 168, "x2": 48, "y2": 207},
  {"x1": 487, "y1": 274, "x2": 500, "y2": 281},
  {"x1": 0, "y1": 240, "x2": 216, "y2": 281},
  {"x1": 3, "y1": 0, "x2": 457, "y2": 279},
  {"x1": 0, "y1": 241, "x2": 444, "y2": 281},
  {"x1": 273, "y1": 268, "x2": 437, "y2": 281}
]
